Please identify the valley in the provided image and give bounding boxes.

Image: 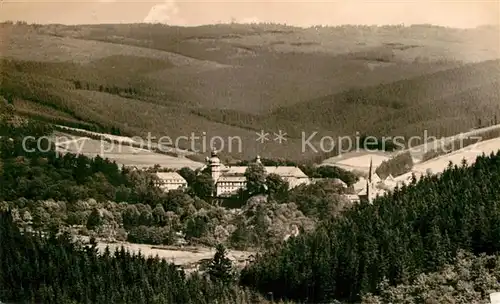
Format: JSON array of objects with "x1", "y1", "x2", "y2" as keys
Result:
[{"x1": 2, "y1": 19, "x2": 500, "y2": 304}]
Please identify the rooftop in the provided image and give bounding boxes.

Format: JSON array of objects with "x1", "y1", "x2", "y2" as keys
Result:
[
  {"x1": 218, "y1": 176, "x2": 247, "y2": 182},
  {"x1": 156, "y1": 172, "x2": 186, "y2": 180}
]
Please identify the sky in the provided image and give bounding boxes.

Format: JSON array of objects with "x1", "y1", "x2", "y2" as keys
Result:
[{"x1": 0, "y1": 0, "x2": 499, "y2": 28}]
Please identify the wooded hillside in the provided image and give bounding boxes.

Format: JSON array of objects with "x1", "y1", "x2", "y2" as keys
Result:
[{"x1": 240, "y1": 152, "x2": 500, "y2": 302}]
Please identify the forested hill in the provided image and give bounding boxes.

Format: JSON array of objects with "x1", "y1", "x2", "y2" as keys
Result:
[
  {"x1": 240, "y1": 152, "x2": 500, "y2": 302},
  {"x1": 0, "y1": 211, "x2": 262, "y2": 304}
]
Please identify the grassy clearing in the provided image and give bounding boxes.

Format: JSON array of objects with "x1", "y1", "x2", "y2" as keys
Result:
[
  {"x1": 53, "y1": 134, "x2": 204, "y2": 170},
  {"x1": 422, "y1": 127, "x2": 500, "y2": 162},
  {"x1": 413, "y1": 137, "x2": 500, "y2": 175}
]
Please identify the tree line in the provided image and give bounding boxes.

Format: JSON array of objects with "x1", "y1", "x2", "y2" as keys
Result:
[
  {"x1": 72, "y1": 79, "x2": 140, "y2": 97},
  {"x1": 375, "y1": 151, "x2": 414, "y2": 179}
]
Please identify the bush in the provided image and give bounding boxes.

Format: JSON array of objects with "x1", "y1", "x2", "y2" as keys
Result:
[
  {"x1": 127, "y1": 225, "x2": 175, "y2": 245},
  {"x1": 376, "y1": 151, "x2": 414, "y2": 179}
]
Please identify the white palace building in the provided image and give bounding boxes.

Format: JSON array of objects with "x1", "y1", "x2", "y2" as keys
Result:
[
  {"x1": 202, "y1": 151, "x2": 311, "y2": 197},
  {"x1": 154, "y1": 172, "x2": 188, "y2": 192}
]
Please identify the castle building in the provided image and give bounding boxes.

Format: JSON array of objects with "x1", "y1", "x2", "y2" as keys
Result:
[
  {"x1": 154, "y1": 172, "x2": 188, "y2": 192},
  {"x1": 203, "y1": 151, "x2": 311, "y2": 197}
]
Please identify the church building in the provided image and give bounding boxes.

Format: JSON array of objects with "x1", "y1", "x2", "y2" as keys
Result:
[
  {"x1": 203, "y1": 151, "x2": 311, "y2": 197},
  {"x1": 356, "y1": 158, "x2": 384, "y2": 204}
]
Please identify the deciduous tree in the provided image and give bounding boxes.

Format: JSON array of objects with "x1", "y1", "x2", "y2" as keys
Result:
[
  {"x1": 86, "y1": 208, "x2": 102, "y2": 230},
  {"x1": 244, "y1": 163, "x2": 266, "y2": 195},
  {"x1": 192, "y1": 173, "x2": 215, "y2": 199}
]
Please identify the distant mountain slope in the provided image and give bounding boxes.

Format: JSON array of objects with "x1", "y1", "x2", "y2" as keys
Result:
[
  {"x1": 268, "y1": 60, "x2": 500, "y2": 139},
  {"x1": 39, "y1": 23, "x2": 498, "y2": 114},
  {"x1": 33, "y1": 23, "x2": 499, "y2": 63},
  {"x1": 3, "y1": 23, "x2": 498, "y2": 114},
  {"x1": 2, "y1": 59, "x2": 499, "y2": 162},
  {"x1": 1, "y1": 22, "x2": 499, "y2": 161},
  {"x1": 147, "y1": 52, "x2": 460, "y2": 113}
]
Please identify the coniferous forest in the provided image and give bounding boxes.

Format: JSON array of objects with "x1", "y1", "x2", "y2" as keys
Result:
[
  {"x1": 240, "y1": 152, "x2": 500, "y2": 302},
  {"x1": 2, "y1": 112, "x2": 500, "y2": 303},
  {"x1": 0, "y1": 211, "x2": 262, "y2": 304}
]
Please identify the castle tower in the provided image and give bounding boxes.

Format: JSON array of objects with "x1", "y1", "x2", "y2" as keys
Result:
[{"x1": 208, "y1": 149, "x2": 222, "y2": 182}]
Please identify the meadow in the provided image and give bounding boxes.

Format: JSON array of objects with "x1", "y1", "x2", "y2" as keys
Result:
[
  {"x1": 413, "y1": 137, "x2": 500, "y2": 175},
  {"x1": 52, "y1": 133, "x2": 204, "y2": 170}
]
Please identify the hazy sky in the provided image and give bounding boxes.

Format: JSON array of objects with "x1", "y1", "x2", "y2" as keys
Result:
[{"x1": 0, "y1": 0, "x2": 499, "y2": 28}]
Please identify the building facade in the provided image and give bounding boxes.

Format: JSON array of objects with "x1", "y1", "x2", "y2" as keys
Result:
[{"x1": 154, "y1": 172, "x2": 188, "y2": 192}]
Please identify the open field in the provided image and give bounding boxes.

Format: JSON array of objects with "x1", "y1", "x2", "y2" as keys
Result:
[
  {"x1": 1, "y1": 28, "x2": 228, "y2": 69},
  {"x1": 412, "y1": 137, "x2": 500, "y2": 175},
  {"x1": 52, "y1": 133, "x2": 204, "y2": 170},
  {"x1": 56, "y1": 126, "x2": 147, "y2": 146},
  {"x1": 75, "y1": 236, "x2": 254, "y2": 272},
  {"x1": 406, "y1": 123, "x2": 500, "y2": 162},
  {"x1": 55, "y1": 125, "x2": 195, "y2": 156},
  {"x1": 321, "y1": 151, "x2": 393, "y2": 173},
  {"x1": 321, "y1": 124, "x2": 500, "y2": 176}
]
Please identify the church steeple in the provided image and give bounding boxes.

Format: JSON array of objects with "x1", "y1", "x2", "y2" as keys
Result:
[
  {"x1": 368, "y1": 157, "x2": 373, "y2": 183},
  {"x1": 366, "y1": 157, "x2": 373, "y2": 204}
]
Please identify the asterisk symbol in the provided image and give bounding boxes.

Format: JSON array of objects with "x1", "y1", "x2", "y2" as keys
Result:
[
  {"x1": 274, "y1": 130, "x2": 287, "y2": 144},
  {"x1": 255, "y1": 130, "x2": 270, "y2": 143}
]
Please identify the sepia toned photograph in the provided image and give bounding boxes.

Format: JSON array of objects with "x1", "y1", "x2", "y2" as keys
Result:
[{"x1": 0, "y1": 1, "x2": 499, "y2": 303}]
